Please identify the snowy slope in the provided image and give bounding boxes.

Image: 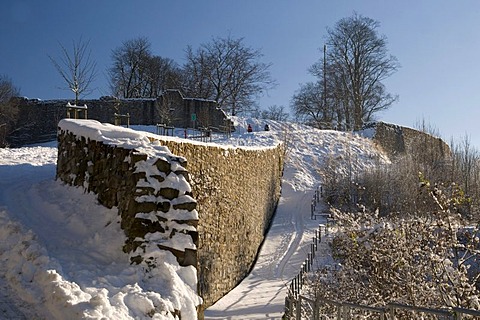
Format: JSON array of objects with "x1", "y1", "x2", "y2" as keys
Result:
[
  {"x1": 0, "y1": 141, "x2": 200, "y2": 319},
  {"x1": 0, "y1": 119, "x2": 389, "y2": 319}
]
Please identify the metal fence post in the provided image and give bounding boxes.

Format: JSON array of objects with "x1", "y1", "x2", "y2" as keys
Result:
[
  {"x1": 292, "y1": 278, "x2": 296, "y2": 298},
  {"x1": 296, "y1": 295, "x2": 302, "y2": 320},
  {"x1": 285, "y1": 296, "x2": 290, "y2": 318}
]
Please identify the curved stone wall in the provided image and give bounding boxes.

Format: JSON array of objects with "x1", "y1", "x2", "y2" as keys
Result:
[
  {"x1": 158, "y1": 139, "x2": 284, "y2": 307},
  {"x1": 55, "y1": 120, "x2": 285, "y2": 314}
]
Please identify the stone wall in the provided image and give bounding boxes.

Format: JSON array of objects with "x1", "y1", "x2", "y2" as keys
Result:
[
  {"x1": 56, "y1": 119, "x2": 201, "y2": 317},
  {"x1": 7, "y1": 90, "x2": 231, "y2": 146},
  {"x1": 8, "y1": 97, "x2": 156, "y2": 145},
  {"x1": 55, "y1": 119, "x2": 285, "y2": 313},
  {"x1": 159, "y1": 139, "x2": 284, "y2": 307},
  {"x1": 372, "y1": 122, "x2": 451, "y2": 162}
]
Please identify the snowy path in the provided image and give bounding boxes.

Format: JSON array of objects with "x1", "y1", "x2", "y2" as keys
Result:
[
  {"x1": 204, "y1": 183, "x2": 325, "y2": 319},
  {"x1": 0, "y1": 149, "x2": 57, "y2": 319}
]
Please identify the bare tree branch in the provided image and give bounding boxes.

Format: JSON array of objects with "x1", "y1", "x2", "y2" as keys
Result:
[
  {"x1": 108, "y1": 37, "x2": 182, "y2": 99},
  {"x1": 49, "y1": 37, "x2": 97, "y2": 104},
  {"x1": 183, "y1": 35, "x2": 276, "y2": 115},
  {"x1": 0, "y1": 75, "x2": 21, "y2": 146}
]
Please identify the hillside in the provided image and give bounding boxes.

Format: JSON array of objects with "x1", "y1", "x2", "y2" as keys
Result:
[{"x1": 0, "y1": 118, "x2": 389, "y2": 319}]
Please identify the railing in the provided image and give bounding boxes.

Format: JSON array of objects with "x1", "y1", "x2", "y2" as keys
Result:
[
  {"x1": 219, "y1": 126, "x2": 231, "y2": 138},
  {"x1": 287, "y1": 185, "x2": 330, "y2": 303},
  {"x1": 66, "y1": 102, "x2": 88, "y2": 119},
  {"x1": 310, "y1": 186, "x2": 321, "y2": 219},
  {"x1": 114, "y1": 113, "x2": 130, "y2": 127},
  {"x1": 287, "y1": 224, "x2": 325, "y2": 300},
  {"x1": 453, "y1": 307, "x2": 480, "y2": 319},
  {"x1": 311, "y1": 186, "x2": 333, "y2": 224},
  {"x1": 156, "y1": 123, "x2": 175, "y2": 136},
  {"x1": 181, "y1": 127, "x2": 213, "y2": 142},
  {"x1": 287, "y1": 296, "x2": 480, "y2": 319},
  {"x1": 154, "y1": 124, "x2": 231, "y2": 141}
]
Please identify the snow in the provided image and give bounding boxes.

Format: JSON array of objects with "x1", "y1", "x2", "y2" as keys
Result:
[
  {"x1": 0, "y1": 117, "x2": 389, "y2": 319},
  {"x1": 67, "y1": 102, "x2": 88, "y2": 109}
]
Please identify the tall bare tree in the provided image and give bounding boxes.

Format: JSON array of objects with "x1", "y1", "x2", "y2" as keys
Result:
[
  {"x1": 325, "y1": 13, "x2": 399, "y2": 130},
  {"x1": 49, "y1": 37, "x2": 97, "y2": 105},
  {"x1": 295, "y1": 14, "x2": 399, "y2": 130},
  {"x1": 183, "y1": 35, "x2": 276, "y2": 115}
]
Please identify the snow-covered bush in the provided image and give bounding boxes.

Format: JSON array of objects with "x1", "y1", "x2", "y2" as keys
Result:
[
  {"x1": 449, "y1": 136, "x2": 480, "y2": 221},
  {"x1": 324, "y1": 131, "x2": 480, "y2": 224},
  {"x1": 306, "y1": 182, "x2": 480, "y2": 315},
  {"x1": 323, "y1": 148, "x2": 477, "y2": 222}
]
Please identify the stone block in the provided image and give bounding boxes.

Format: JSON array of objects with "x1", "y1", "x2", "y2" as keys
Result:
[
  {"x1": 154, "y1": 158, "x2": 171, "y2": 173},
  {"x1": 173, "y1": 201, "x2": 197, "y2": 211},
  {"x1": 159, "y1": 187, "x2": 179, "y2": 200},
  {"x1": 157, "y1": 201, "x2": 171, "y2": 213}
]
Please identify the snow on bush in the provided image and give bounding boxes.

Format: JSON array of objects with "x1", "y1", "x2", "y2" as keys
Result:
[{"x1": 304, "y1": 181, "x2": 480, "y2": 315}]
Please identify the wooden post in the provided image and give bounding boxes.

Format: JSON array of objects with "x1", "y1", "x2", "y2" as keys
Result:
[
  {"x1": 66, "y1": 103, "x2": 87, "y2": 119},
  {"x1": 115, "y1": 113, "x2": 130, "y2": 127}
]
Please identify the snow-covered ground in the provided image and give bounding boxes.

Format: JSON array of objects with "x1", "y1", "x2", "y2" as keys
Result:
[{"x1": 0, "y1": 118, "x2": 389, "y2": 319}]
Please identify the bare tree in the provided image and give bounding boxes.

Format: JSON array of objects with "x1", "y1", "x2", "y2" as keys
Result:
[
  {"x1": 0, "y1": 75, "x2": 21, "y2": 147},
  {"x1": 292, "y1": 82, "x2": 333, "y2": 129},
  {"x1": 0, "y1": 75, "x2": 20, "y2": 103},
  {"x1": 144, "y1": 55, "x2": 183, "y2": 97},
  {"x1": 261, "y1": 105, "x2": 289, "y2": 122},
  {"x1": 183, "y1": 35, "x2": 276, "y2": 115},
  {"x1": 109, "y1": 37, "x2": 183, "y2": 99},
  {"x1": 326, "y1": 13, "x2": 399, "y2": 130},
  {"x1": 49, "y1": 37, "x2": 97, "y2": 105},
  {"x1": 182, "y1": 45, "x2": 215, "y2": 100},
  {"x1": 450, "y1": 135, "x2": 480, "y2": 219},
  {"x1": 296, "y1": 14, "x2": 399, "y2": 131},
  {"x1": 108, "y1": 37, "x2": 151, "y2": 98}
]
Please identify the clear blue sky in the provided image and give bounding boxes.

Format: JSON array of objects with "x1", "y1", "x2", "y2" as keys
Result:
[{"x1": 1, "y1": 0, "x2": 480, "y2": 147}]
